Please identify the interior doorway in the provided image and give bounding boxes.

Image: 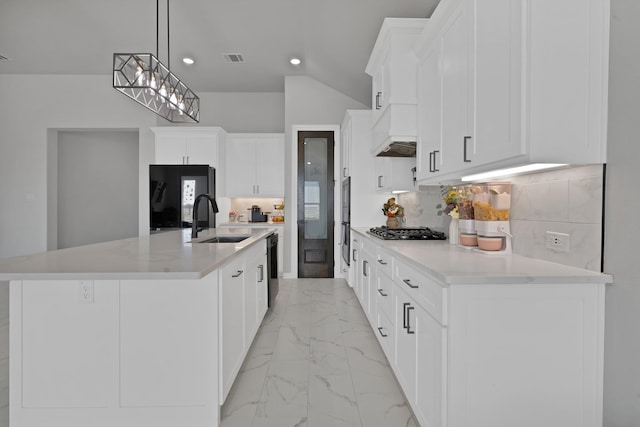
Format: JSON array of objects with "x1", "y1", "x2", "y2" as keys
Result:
[{"x1": 297, "y1": 131, "x2": 335, "y2": 278}]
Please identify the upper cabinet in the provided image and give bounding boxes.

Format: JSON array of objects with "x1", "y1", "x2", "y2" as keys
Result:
[
  {"x1": 366, "y1": 18, "x2": 428, "y2": 155},
  {"x1": 415, "y1": 0, "x2": 609, "y2": 183},
  {"x1": 151, "y1": 127, "x2": 226, "y2": 167},
  {"x1": 225, "y1": 133, "x2": 285, "y2": 198}
]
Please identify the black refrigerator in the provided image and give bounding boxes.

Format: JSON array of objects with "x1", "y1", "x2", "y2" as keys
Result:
[{"x1": 149, "y1": 165, "x2": 216, "y2": 231}]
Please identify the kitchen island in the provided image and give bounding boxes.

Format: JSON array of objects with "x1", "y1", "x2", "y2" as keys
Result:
[
  {"x1": 351, "y1": 227, "x2": 612, "y2": 427},
  {"x1": 0, "y1": 227, "x2": 275, "y2": 427}
]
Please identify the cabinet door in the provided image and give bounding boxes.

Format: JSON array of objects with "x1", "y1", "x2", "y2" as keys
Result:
[
  {"x1": 394, "y1": 286, "x2": 417, "y2": 402},
  {"x1": 155, "y1": 135, "x2": 187, "y2": 164},
  {"x1": 414, "y1": 305, "x2": 445, "y2": 427},
  {"x1": 371, "y1": 66, "x2": 385, "y2": 125},
  {"x1": 245, "y1": 248, "x2": 267, "y2": 345},
  {"x1": 439, "y1": 1, "x2": 471, "y2": 175},
  {"x1": 416, "y1": 43, "x2": 443, "y2": 181},
  {"x1": 255, "y1": 136, "x2": 284, "y2": 197},
  {"x1": 359, "y1": 245, "x2": 374, "y2": 316},
  {"x1": 469, "y1": 0, "x2": 523, "y2": 166},
  {"x1": 375, "y1": 157, "x2": 415, "y2": 193},
  {"x1": 185, "y1": 135, "x2": 218, "y2": 165},
  {"x1": 225, "y1": 138, "x2": 257, "y2": 197},
  {"x1": 341, "y1": 117, "x2": 352, "y2": 179},
  {"x1": 219, "y1": 259, "x2": 245, "y2": 403}
]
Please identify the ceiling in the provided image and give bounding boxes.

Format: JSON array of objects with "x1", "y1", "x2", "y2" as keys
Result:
[{"x1": 0, "y1": 0, "x2": 439, "y2": 106}]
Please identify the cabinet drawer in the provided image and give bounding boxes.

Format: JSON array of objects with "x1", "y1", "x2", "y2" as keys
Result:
[
  {"x1": 375, "y1": 309, "x2": 394, "y2": 362},
  {"x1": 393, "y1": 258, "x2": 447, "y2": 325},
  {"x1": 376, "y1": 270, "x2": 394, "y2": 320},
  {"x1": 376, "y1": 247, "x2": 393, "y2": 277}
]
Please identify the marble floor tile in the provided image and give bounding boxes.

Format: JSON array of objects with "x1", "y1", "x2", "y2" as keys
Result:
[
  {"x1": 255, "y1": 360, "x2": 309, "y2": 419},
  {"x1": 252, "y1": 416, "x2": 308, "y2": 427},
  {"x1": 356, "y1": 391, "x2": 419, "y2": 427},
  {"x1": 220, "y1": 278, "x2": 415, "y2": 427},
  {"x1": 307, "y1": 374, "x2": 361, "y2": 427}
]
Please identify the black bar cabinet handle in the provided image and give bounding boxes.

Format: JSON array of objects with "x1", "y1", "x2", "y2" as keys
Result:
[
  {"x1": 258, "y1": 265, "x2": 264, "y2": 282},
  {"x1": 377, "y1": 327, "x2": 388, "y2": 338},
  {"x1": 403, "y1": 302, "x2": 410, "y2": 329},
  {"x1": 232, "y1": 270, "x2": 243, "y2": 278},
  {"x1": 406, "y1": 306, "x2": 415, "y2": 334},
  {"x1": 363, "y1": 260, "x2": 368, "y2": 278},
  {"x1": 378, "y1": 289, "x2": 388, "y2": 297},
  {"x1": 352, "y1": 249, "x2": 357, "y2": 262},
  {"x1": 376, "y1": 92, "x2": 382, "y2": 109},
  {"x1": 377, "y1": 259, "x2": 387, "y2": 265},
  {"x1": 429, "y1": 151, "x2": 434, "y2": 172},
  {"x1": 403, "y1": 279, "x2": 418, "y2": 289},
  {"x1": 463, "y1": 136, "x2": 471, "y2": 162}
]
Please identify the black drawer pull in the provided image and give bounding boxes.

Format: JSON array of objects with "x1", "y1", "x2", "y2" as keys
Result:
[
  {"x1": 377, "y1": 259, "x2": 388, "y2": 265},
  {"x1": 403, "y1": 279, "x2": 418, "y2": 289},
  {"x1": 377, "y1": 327, "x2": 388, "y2": 338},
  {"x1": 232, "y1": 270, "x2": 243, "y2": 278},
  {"x1": 377, "y1": 289, "x2": 388, "y2": 297},
  {"x1": 406, "y1": 306, "x2": 415, "y2": 334},
  {"x1": 363, "y1": 260, "x2": 368, "y2": 278},
  {"x1": 403, "y1": 302, "x2": 410, "y2": 329}
]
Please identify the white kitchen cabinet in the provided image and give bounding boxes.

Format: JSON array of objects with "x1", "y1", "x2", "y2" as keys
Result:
[
  {"x1": 415, "y1": 0, "x2": 609, "y2": 183},
  {"x1": 374, "y1": 156, "x2": 415, "y2": 194},
  {"x1": 366, "y1": 18, "x2": 427, "y2": 155},
  {"x1": 374, "y1": 269, "x2": 395, "y2": 360},
  {"x1": 219, "y1": 240, "x2": 268, "y2": 404},
  {"x1": 152, "y1": 127, "x2": 226, "y2": 167},
  {"x1": 244, "y1": 243, "x2": 267, "y2": 346},
  {"x1": 341, "y1": 111, "x2": 389, "y2": 227},
  {"x1": 340, "y1": 114, "x2": 352, "y2": 179},
  {"x1": 219, "y1": 254, "x2": 245, "y2": 403},
  {"x1": 358, "y1": 242, "x2": 375, "y2": 318},
  {"x1": 225, "y1": 133, "x2": 284, "y2": 197},
  {"x1": 354, "y1": 230, "x2": 605, "y2": 427}
]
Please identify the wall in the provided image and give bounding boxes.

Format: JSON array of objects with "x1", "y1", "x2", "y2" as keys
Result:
[
  {"x1": 603, "y1": 0, "x2": 640, "y2": 424},
  {"x1": 283, "y1": 76, "x2": 368, "y2": 277},
  {"x1": 197, "y1": 92, "x2": 284, "y2": 132},
  {"x1": 56, "y1": 130, "x2": 139, "y2": 249},
  {"x1": 399, "y1": 164, "x2": 604, "y2": 272}
]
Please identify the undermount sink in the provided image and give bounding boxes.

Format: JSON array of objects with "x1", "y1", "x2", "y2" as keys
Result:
[{"x1": 194, "y1": 234, "x2": 252, "y2": 243}]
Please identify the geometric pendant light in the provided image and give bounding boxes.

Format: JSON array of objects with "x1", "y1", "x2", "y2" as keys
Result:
[{"x1": 112, "y1": 0, "x2": 200, "y2": 123}]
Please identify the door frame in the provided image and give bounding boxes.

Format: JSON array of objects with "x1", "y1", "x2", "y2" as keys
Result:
[{"x1": 288, "y1": 125, "x2": 341, "y2": 279}]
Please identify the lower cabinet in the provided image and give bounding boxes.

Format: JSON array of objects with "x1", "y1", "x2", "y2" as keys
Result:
[
  {"x1": 356, "y1": 233, "x2": 605, "y2": 427},
  {"x1": 395, "y1": 281, "x2": 445, "y2": 427},
  {"x1": 219, "y1": 241, "x2": 267, "y2": 404}
]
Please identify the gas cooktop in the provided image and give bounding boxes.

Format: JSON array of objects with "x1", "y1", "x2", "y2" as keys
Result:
[{"x1": 367, "y1": 226, "x2": 447, "y2": 241}]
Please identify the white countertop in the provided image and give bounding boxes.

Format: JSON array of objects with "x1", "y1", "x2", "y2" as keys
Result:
[
  {"x1": 352, "y1": 228, "x2": 612, "y2": 285},
  {"x1": 0, "y1": 227, "x2": 276, "y2": 281}
]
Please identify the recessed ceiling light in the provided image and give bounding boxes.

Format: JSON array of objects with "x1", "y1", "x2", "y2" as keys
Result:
[
  {"x1": 290, "y1": 58, "x2": 301, "y2": 66},
  {"x1": 182, "y1": 57, "x2": 195, "y2": 65}
]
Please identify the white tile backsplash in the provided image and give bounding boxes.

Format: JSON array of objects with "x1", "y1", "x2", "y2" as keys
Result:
[{"x1": 399, "y1": 165, "x2": 604, "y2": 272}]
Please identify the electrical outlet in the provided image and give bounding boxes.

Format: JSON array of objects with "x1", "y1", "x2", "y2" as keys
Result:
[
  {"x1": 78, "y1": 281, "x2": 94, "y2": 303},
  {"x1": 545, "y1": 231, "x2": 570, "y2": 252}
]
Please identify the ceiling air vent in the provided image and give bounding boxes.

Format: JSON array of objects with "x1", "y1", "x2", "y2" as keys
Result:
[{"x1": 223, "y1": 53, "x2": 245, "y2": 63}]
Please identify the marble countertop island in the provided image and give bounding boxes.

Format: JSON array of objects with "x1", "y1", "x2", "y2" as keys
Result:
[
  {"x1": 352, "y1": 227, "x2": 612, "y2": 285},
  {"x1": 0, "y1": 227, "x2": 275, "y2": 280}
]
